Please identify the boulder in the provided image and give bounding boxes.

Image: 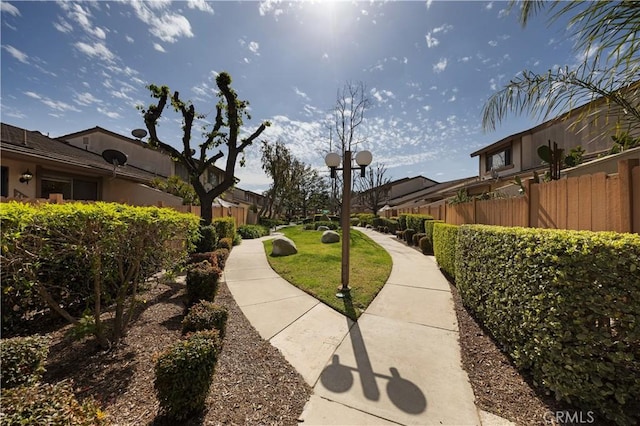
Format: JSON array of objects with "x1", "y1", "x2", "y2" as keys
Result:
[
  {"x1": 317, "y1": 225, "x2": 330, "y2": 231},
  {"x1": 271, "y1": 237, "x2": 298, "y2": 256},
  {"x1": 321, "y1": 230, "x2": 340, "y2": 244}
]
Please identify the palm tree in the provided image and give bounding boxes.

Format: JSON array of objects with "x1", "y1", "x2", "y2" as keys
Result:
[{"x1": 482, "y1": 1, "x2": 640, "y2": 138}]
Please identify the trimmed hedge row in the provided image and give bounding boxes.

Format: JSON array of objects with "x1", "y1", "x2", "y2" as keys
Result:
[
  {"x1": 0, "y1": 335, "x2": 50, "y2": 389},
  {"x1": 453, "y1": 225, "x2": 640, "y2": 425}
]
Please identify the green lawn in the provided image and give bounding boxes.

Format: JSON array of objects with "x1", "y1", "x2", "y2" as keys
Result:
[{"x1": 263, "y1": 226, "x2": 392, "y2": 320}]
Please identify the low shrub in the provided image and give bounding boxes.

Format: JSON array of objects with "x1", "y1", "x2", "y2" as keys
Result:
[
  {"x1": 418, "y1": 236, "x2": 432, "y2": 255},
  {"x1": 154, "y1": 330, "x2": 221, "y2": 420},
  {"x1": 405, "y1": 214, "x2": 433, "y2": 233},
  {"x1": 432, "y1": 223, "x2": 459, "y2": 278},
  {"x1": 0, "y1": 335, "x2": 50, "y2": 389},
  {"x1": 258, "y1": 217, "x2": 284, "y2": 229},
  {"x1": 381, "y1": 218, "x2": 399, "y2": 234},
  {"x1": 350, "y1": 217, "x2": 360, "y2": 226},
  {"x1": 396, "y1": 230, "x2": 404, "y2": 240},
  {"x1": 194, "y1": 224, "x2": 218, "y2": 253},
  {"x1": 212, "y1": 217, "x2": 236, "y2": 241},
  {"x1": 237, "y1": 224, "x2": 268, "y2": 239},
  {"x1": 456, "y1": 225, "x2": 640, "y2": 425},
  {"x1": 413, "y1": 232, "x2": 426, "y2": 246},
  {"x1": 214, "y1": 248, "x2": 230, "y2": 271},
  {"x1": 217, "y1": 237, "x2": 233, "y2": 250},
  {"x1": 188, "y1": 252, "x2": 218, "y2": 268},
  {"x1": 182, "y1": 301, "x2": 228, "y2": 337},
  {"x1": 356, "y1": 213, "x2": 376, "y2": 227},
  {"x1": 404, "y1": 229, "x2": 416, "y2": 246},
  {"x1": 232, "y1": 233, "x2": 242, "y2": 246},
  {"x1": 186, "y1": 261, "x2": 221, "y2": 305},
  {"x1": 0, "y1": 381, "x2": 108, "y2": 425},
  {"x1": 422, "y1": 219, "x2": 444, "y2": 255}
]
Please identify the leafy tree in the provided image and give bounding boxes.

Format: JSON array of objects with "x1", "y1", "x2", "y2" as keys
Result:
[
  {"x1": 140, "y1": 72, "x2": 270, "y2": 225},
  {"x1": 482, "y1": 1, "x2": 640, "y2": 139},
  {"x1": 355, "y1": 162, "x2": 391, "y2": 215},
  {"x1": 259, "y1": 140, "x2": 295, "y2": 218},
  {"x1": 150, "y1": 175, "x2": 199, "y2": 205}
]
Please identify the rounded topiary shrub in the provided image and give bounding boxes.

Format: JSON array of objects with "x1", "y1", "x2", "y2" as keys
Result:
[
  {"x1": 419, "y1": 236, "x2": 433, "y2": 255},
  {"x1": 0, "y1": 335, "x2": 50, "y2": 389},
  {"x1": 413, "y1": 232, "x2": 426, "y2": 247},
  {"x1": 186, "y1": 261, "x2": 221, "y2": 305},
  {"x1": 217, "y1": 237, "x2": 233, "y2": 251},
  {"x1": 0, "y1": 381, "x2": 108, "y2": 425},
  {"x1": 154, "y1": 330, "x2": 221, "y2": 420},
  {"x1": 182, "y1": 301, "x2": 228, "y2": 337},
  {"x1": 405, "y1": 228, "x2": 416, "y2": 246},
  {"x1": 214, "y1": 248, "x2": 230, "y2": 270},
  {"x1": 194, "y1": 225, "x2": 218, "y2": 254},
  {"x1": 188, "y1": 252, "x2": 218, "y2": 268}
]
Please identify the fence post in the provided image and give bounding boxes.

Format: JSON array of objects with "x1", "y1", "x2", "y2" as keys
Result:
[
  {"x1": 523, "y1": 178, "x2": 532, "y2": 227},
  {"x1": 619, "y1": 159, "x2": 639, "y2": 233}
]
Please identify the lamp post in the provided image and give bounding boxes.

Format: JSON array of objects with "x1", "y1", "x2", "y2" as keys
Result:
[{"x1": 325, "y1": 149, "x2": 373, "y2": 298}]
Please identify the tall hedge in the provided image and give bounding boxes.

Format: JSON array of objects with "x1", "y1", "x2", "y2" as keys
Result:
[
  {"x1": 456, "y1": 225, "x2": 640, "y2": 425},
  {"x1": 405, "y1": 214, "x2": 433, "y2": 234},
  {"x1": 422, "y1": 219, "x2": 444, "y2": 255},
  {"x1": 212, "y1": 217, "x2": 236, "y2": 241},
  {"x1": 432, "y1": 223, "x2": 459, "y2": 278}
]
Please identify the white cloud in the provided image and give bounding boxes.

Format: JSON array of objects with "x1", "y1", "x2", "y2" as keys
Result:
[
  {"x1": 433, "y1": 24, "x2": 453, "y2": 34},
  {"x1": 259, "y1": 0, "x2": 284, "y2": 18},
  {"x1": 423, "y1": 105, "x2": 431, "y2": 111},
  {"x1": 187, "y1": 0, "x2": 214, "y2": 14},
  {"x1": 154, "y1": 43, "x2": 166, "y2": 52},
  {"x1": 488, "y1": 40, "x2": 498, "y2": 47},
  {"x1": 248, "y1": 41, "x2": 260, "y2": 55},
  {"x1": 53, "y1": 19, "x2": 73, "y2": 33},
  {"x1": 1, "y1": 2, "x2": 21, "y2": 16},
  {"x1": 294, "y1": 87, "x2": 310, "y2": 101},
  {"x1": 459, "y1": 56, "x2": 471, "y2": 62},
  {"x1": 485, "y1": 2, "x2": 493, "y2": 10},
  {"x1": 75, "y1": 41, "x2": 116, "y2": 62},
  {"x1": 57, "y1": 2, "x2": 107, "y2": 40},
  {"x1": 74, "y1": 92, "x2": 101, "y2": 106},
  {"x1": 126, "y1": 35, "x2": 134, "y2": 43},
  {"x1": 2, "y1": 45, "x2": 29, "y2": 64},
  {"x1": 448, "y1": 95, "x2": 456, "y2": 102},
  {"x1": 498, "y1": 8, "x2": 509, "y2": 19},
  {"x1": 322, "y1": 53, "x2": 329, "y2": 59},
  {"x1": 433, "y1": 58, "x2": 447, "y2": 73},
  {"x1": 130, "y1": 2, "x2": 193, "y2": 43},
  {"x1": 25, "y1": 91, "x2": 81, "y2": 112},
  {"x1": 97, "y1": 107, "x2": 121, "y2": 119},
  {"x1": 425, "y1": 33, "x2": 439, "y2": 48},
  {"x1": 425, "y1": 0, "x2": 433, "y2": 9}
]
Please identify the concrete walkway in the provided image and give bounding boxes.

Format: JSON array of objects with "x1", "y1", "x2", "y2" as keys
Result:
[{"x1": 223, "y1": 228, "x2": 491, "y2": 425}]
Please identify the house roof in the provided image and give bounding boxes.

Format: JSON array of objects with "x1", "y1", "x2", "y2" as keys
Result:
[
  {"x1": 1, "y1": 122, "x2": 160, "y2": 183},
  {"x1": 388, "y1": 176, "x2": 476, "y2": 208}
]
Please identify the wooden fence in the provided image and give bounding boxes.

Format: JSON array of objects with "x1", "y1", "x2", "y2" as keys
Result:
[{"x1": 435, "y1": 159, "x2": 640, "y2": 233}]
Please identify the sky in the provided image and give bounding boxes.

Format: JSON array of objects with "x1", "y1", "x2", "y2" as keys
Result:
[{"x1": 1, "y1": 0, "x2": 582, "y2": 193}]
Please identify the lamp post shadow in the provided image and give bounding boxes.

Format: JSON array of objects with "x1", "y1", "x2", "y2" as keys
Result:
[{"x1": 319, "y1": 297, "x2": 427, "y2": 415}]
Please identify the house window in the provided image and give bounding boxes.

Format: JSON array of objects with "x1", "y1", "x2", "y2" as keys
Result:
[
  {"x1": 207, "y1": 169, "x2": 219, "y2": 186},
  {"x1": 486, "y1": 147, "x2": 512, "y2": 171},
  {"x1": 1, "y1": 166, "x2": 8, "y2": 197},
  {"x1": 41, "y1": 174, "x2": 98, "y2": 200},
  {"x1": 175, "y1": 163, "x2": 190, "y2": 182}
]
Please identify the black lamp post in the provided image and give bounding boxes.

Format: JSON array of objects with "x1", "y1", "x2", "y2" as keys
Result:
[{"x1": 325, "y1": 149, "x2": 372, "y2": 298}]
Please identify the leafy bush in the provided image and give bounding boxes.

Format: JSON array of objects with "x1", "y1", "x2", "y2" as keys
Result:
[
  {"x1": 258, "y1": 217, "x2": 284, "y2": 229},
  {"x1": 0, "y1": 202, "x2": 199, "y2": 345},
  {"x1": 432, "y1": 223, "x2": 459, "y2": 278},
  {"x1": 350, "y1": 217, "x2": 360, "y2": 226},
  {"x1": 357, "y1": 213, "x2": 376, "y2": 227},
  {"x1": 213, "y1": 248, "x2": 230, "y2": 271},
  {"x1": 456, "y1": 225, "x2": 640, "y2": 425},
  {"x1": 188, "y1": 252, "x2": 218, "y2": 268},
  {"x1": 423, "y1": 220, "x2": 444, "y2": 255},
  {"x1": 412, "y1": 232, "x2": 426, "y2": 246},
  {"x1": 405, "y1": 214, "x2": 433, "y2": 234},
  {"x1": 217, "y1": 237, "x2": 233, "y2": 250},
  {"x1": 237, "y1": 224, "x2": 268, "y2": 239},
  {"x1": 232, "y1": 233, "x2": 242, "y2": 246},
  {"x1": 0, "y1": 335, "x2": 50, "y2": 389},
  {"x1": 182, "y1": 301, "x2": 228, "y2": 337},
  {"x1": 404, "y1": 229, "x2": 416, "y2": 246},
  {"x1": 381, "y1": 218, "x2": 399, "y2": 234},
  {"x1": 212, "y1": 217, "x2": 236, "y2": 241},
  {"x1": 398, "y1": 214, "x2": 407, "y2": 231},
  {"x1": 186, "y1": 261, "x2": 221, "y2": 305},
  {"x1": 418, "y1": 236, "x2": 432, "y2": 255},
  {"x1": 0, "y1": 381, "x2": 108, "y2": 425},
  {"x1": 194, "y1": 225, "x2": 218, "y2": 253},
  {"x1": 154, "y1": 330, "x2": 221, "y2": 420}
]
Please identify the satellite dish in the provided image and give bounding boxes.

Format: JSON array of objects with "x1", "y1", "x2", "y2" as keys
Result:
[
  {"x1": 131, "y1": 128, "x2": 147, "y2": 139},
  {"x1": 102, "y1": 149, "x2": 128, "y2": 176}
]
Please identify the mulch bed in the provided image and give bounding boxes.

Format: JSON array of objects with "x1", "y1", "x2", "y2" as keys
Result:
[{"x1": 40, "y1": 277, "x2": 311, "y2": 425}]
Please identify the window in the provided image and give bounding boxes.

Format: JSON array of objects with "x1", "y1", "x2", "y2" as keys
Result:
[
  {"x1": 207, "y1": 169, "x2": 219, "y2": 186},
  {"x1": 175, "y1": 163, "x2": 190, "y2": 182},
  {"x1": 40, "y1": 174, "x2": 98, "y2": 200},
  {"x1": 486, "y1": 147, "x2": 512, "y2": 172},
  {"x1": 1, "y1": 166, "x2": 8, "y2": 197}
]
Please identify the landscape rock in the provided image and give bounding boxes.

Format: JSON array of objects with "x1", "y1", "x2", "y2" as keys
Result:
[
  {"x1": 271, "y1": 237, "x2": 298, "y2": 256},
  {"x1": 321, "y1": 230, "x2": 340, "y2": 244},
  {"x1": 317, "y1": 225, "x2": 330, "y2": 231}
]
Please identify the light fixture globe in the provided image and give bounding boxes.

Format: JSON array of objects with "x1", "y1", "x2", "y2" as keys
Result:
[
  {"x1": 355, "y1": 150, "x2": 372, "y2": 166},
  {"x1": 325, "y1": 152, "x2": 341, "y2": 168}
]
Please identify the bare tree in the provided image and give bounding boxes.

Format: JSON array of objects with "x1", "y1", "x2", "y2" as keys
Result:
[
  {"x1": 355, "y1": 162, "x2": 391, "y2": 215},
  {"x1": 333, "y1": 81, "x2": 371, "y2": 153},
  {"x1": 141, "y1": 72, "x2": 270, "y2": 224}
]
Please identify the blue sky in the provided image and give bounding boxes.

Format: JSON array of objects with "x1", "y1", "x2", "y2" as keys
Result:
[{"x1": 1, "y1": 1, "x2": 580, "y2": 193}]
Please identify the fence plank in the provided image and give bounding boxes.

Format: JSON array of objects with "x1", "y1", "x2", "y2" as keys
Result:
[
  {"x1": 567, "y1": 177, "x2": 580, "y2": 230},
  {"x1": 578, "y1": 175, "x2": 593, "y2": 230},
  {"x1": 591, "y1": 173, "x2": 607, "y2": 231}
]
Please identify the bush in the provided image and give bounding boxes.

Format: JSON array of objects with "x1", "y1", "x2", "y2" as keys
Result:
[
  {"x1": 188, "y1": 252, "x2": 218, "y2": 268},
  {"x1": 0, "y1": 381, "x2": 108, "y2": 425},
  {"x1": 432, "y1": 223, "x2": 459, "y2": 278},
  {"x1": 258, "y1": 217, "x2": 284, "y2": 229},
  {"x1": 398, "y1": 214, "x2": 407, "y2": 231},
  {"x1": 217, "y1": 237, "x2": 233, "y2": 250},
  {"x1": 154, "y1": 330, "x2": 221, "y2": 420},
  {"x1": 194, "y1": 225, "x2": 218, "y2": 253},
  {"x1": 186, "y1": 261, "x2": 221, "y2": 305},
  {"x1": 412, "y1": 232, "x2": 426, "y2": 246},
  {"x1": 423, "y1": 220, "x2": 444, "y2": 255},
  {"x1": 418, "y1": 236, "x2": 432, "y2": 255},
  {"x1": 405, "y1": 214, "x2": 433, "y2": 234},
  {"x1": 356, "y1": 213, "x2": 376, "y2": 227},
  {"x1": 350, "y1": 217, "x2": 360, "y2": 226},
  {"x1": 232, "y1": 233, "x2": 242, "y2": 246},
  {"x1": 404, "y1": 229, "x2": 416, "y2": 246},
  {"x1": 381, "y1": 218, "x2": 399, "y2": 234},
  {"x1": 212, "y1": 217, "x2": 236, "y2": 241},
  {"x1": 456, "y1": 225, "x2": 640, "y2": 425},
  {"x1": 214, "y1": 248, "x2": 230, "y2": 271},
  {"x1": 0, "y1": 335, "x2": 50, "y2": 389},
  {"x1": 182, "y1": 301, "x2": 228, "y2": 337},
  {"x1": 396, "y1": 230, "x2": 404, "y2": 240},
  {"x1": 237, "y1": 224, "x2": 268, "y2": 239}
]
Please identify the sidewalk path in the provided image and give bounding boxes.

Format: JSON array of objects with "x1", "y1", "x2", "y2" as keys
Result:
[{"x1": 224, "y1": 228, "x2": 481, "y2": 425}]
